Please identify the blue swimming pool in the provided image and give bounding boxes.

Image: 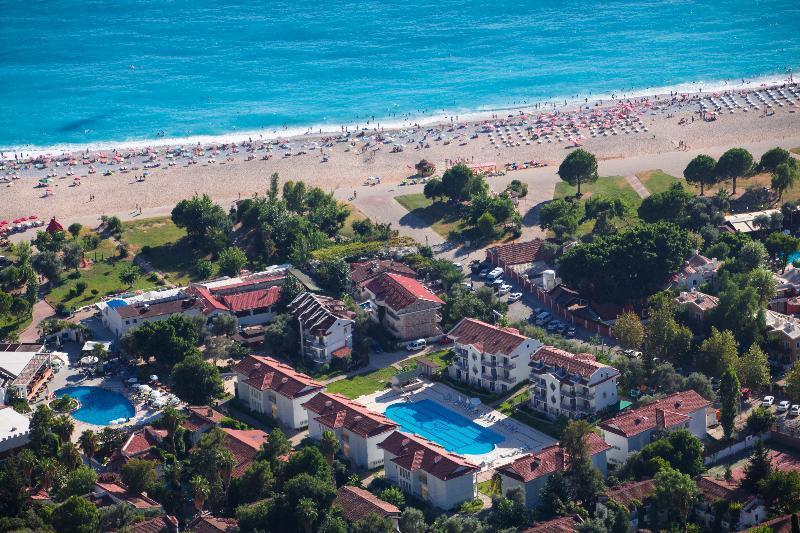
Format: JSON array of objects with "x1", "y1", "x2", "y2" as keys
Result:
[
  {"x1": 384, "y1": 399, "x2": 504, "y2": 455},
  {"x1": 55, "y1": 386, "x2": 135, "y2": 426}
]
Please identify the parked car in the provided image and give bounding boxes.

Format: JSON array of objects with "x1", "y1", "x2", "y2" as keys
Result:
[
  {"x1": 778, "y1": 400, "x2": 791, "y2": 412},
  {"x1": 557, "y1": 323, "x2": 569, "y2": 335},
  {"x1": 461, "y1": 282, "x2": 474, "y2": 292},
  {"x1": 546, "y1": 321, "x2": 560, "y2": 333},
  {"x1": 566, "y1": 327, "x2": 576, "y2": 337},
  {"x1": 498, "y1": 284, "x2": 512, "y2": 295},
  {"x1": 791, "y1": 405, "x2": 800, "y2": 417},
  {"x1": 486, "y1": 267, "x2": 504, "y2": 281},
  {"x1": 762, "y1": 395, "x2": 775, "y2": 407},
  {"x1": 491, "y1": 278, "x2": 504, "y2": 289},
  {"x1": 439, "y1": 336, "x2": 454, "y2": 345},
  {"x1": 452, "y1": 261, "x2": 462, "y2": 270},
  {"x1": 405, "y1": 339, "x2": 426, "y2": 351},
  {"x1": 508, "y1": 292, "x2": 523, "y2": 302},
  {"x1": 533, "y1": 307, "x2": 543, "y2": 315}
]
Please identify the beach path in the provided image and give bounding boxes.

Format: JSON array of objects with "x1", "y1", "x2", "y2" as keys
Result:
[{"x1": 624, "y1": 174, "x2": 650, "y2": 199}]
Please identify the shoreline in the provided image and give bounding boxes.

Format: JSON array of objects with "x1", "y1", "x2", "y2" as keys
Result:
[{"x1": 1, "y1": 72, "x2": 794, "y2": 158}]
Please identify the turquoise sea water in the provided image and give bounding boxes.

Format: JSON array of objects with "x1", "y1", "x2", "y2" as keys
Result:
[
  {"x1": 1, "y1": 0, "x2": 799, "y2": 149},
  {"x1": 56, "y1": 386, "x2": 135, "y2": 425},
  {"x1": 384, "y1": 399, "x2": 504, "y2": 455}
]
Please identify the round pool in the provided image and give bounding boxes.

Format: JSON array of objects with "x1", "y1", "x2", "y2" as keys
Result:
[{"x1": 54, "y1": 386, "x2": 135, "y2": 425}]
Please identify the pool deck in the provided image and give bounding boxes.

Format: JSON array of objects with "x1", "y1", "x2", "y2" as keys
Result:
[{"x1": 357, "y1": 380, "x2": 556, "y2": 472}]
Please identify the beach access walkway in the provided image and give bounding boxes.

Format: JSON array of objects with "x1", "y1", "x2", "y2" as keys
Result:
[{"x1": 624, "y1": 174, "x2": 650, "y2": 199}]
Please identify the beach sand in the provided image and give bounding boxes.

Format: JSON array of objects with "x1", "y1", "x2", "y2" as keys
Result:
[{"x1": 3, "y1": 89, "x2": 800, "y2": 225}]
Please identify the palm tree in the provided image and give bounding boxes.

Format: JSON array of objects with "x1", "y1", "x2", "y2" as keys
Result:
[
  {"x1": 159, "y1": 407, "x2": 183, "y2": 452},
  {"x1": 319, "y1": 430, "x2": 339, "y2": 466},
  {"x1": 52, "y1": 414, "x2": 75, "y2": 443},
  {"x1": 772, "y1": 161, "x2": 799, "y2": 202},
  {"x1": 190, "y1": 475, "x2": 210, "y2": 512},
  {"x1": 79, "y1": 430, "x2": 100, "y2": 464},
  {"x1": 218, "y1": 453, "x2": 237, "y2": 492},
  {"x1": 38, "y1": 458, "x2": 59, "y2": 492},
  {"x1": 17, "y1": 448, "x2": 38, "y2": 487},
  {"x1": 296, "y1": 497, "x2": 318, "y2": 533},
  {"x1": 59, "y1": 441, "x2": 82, "y2": 469}
]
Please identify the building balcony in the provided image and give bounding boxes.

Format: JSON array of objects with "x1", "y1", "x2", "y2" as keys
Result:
[
  {"x1": 454, "y1": 359, "x2": 468, "y2": 370},
  {"x1": 497, "y1": 374, "x2": 517, "y2": 385}
]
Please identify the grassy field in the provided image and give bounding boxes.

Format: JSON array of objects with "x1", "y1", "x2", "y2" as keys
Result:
[
  {"x1": 637, "y1": 169, "x2": 681, "y2": 195},
  {"x1": 0, "y1": 313, "x2": 32, "y2": 342},
  {"x1": 46, "y1": 258, "x2": 154, "y2": 309},
  {"x1": 791, "y1": 147, "x2": 800, "y2": 156},
  {"x1": 339, "y1": 203, "x2": 369, "y2": 240},
  {"x1": 120, "y1": 217, "x2": 196, "y2": 285},
  {"x1": 554, "y1": 175, "x2": 643, "y2": 210},
  {"x1": 325, "y1": 365, "x2": 397, "y2": 399},
  {"x1": 394, "y1": 193, "x2": 469, "y2": 239}
]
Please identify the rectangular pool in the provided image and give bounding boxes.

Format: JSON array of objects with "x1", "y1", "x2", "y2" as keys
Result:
[{"x1": 384, "y1": 398, "x2": 504, "y2": 455}]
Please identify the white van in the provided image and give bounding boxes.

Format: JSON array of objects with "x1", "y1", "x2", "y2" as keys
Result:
[
  {"x1": 486, "y1": 267, "x2": 504, "y2": 281},
  {"x1": 406, "y1": 339, "x2": 426, "y2": 351}
]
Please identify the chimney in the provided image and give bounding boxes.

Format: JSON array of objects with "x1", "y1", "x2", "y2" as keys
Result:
[
  {"x1": 531, "y1": 457, "x2": 541, "y2": 470},
  {"x1": 206, "y1": 408, "x2": 213, "y2": 417},
  {"x1": 165, "y1": 515, "x2": 179, "y2": 533},
  {"x1": 655, "y1": 408, "x2": 666, "y2": 429}
]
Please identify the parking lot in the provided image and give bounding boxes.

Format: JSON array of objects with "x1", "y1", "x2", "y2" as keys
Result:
[{"x1": 463, "y1": 261, "x2": 578, "y2": 340}]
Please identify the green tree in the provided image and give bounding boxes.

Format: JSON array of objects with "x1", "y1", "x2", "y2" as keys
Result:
[
  {"x1": 58, "y1": 465, "x2": 97, "y2": 500},
  {"x1": 720, "y1": 366, "x2": 741, "y2": 440},
  {"x1": 625, "y1": 429, "x2": 705, "y2": 478},
  {"x1": 684, "y1": 154, "x2": 718, "y2": 195},
  {"x1": 645, "y1": 294, "x2": 693, "y2": 368},
  {"x1": 352, "y1": 512, "x2": 395, "y2": 533},
  {"x1": 29, "y1": 404, "x2": 55, "y2": 454},
  {"x1": 62, "y1": 242, "x2": 84, "y2": 271},
  {"x1": 760, "y1": 147, "x2": 793, "y2": 173},
  {"x1": 440, "y1": 163, "x2": 474, "y2": 201},
  {"x1": 766, "y1": 232, "x2": 800, "y2": 273},
  {"x1": 687, "y1": 372, "x2": 716, "y2": 401},
  {"x1": 759, "y1": 470, "x2": 800, "y2": 514},
  {"x1": 539, "y1": 198, "x2": 581, "y2": 240},
  {"x1": 745, "y1": 406, "x2": 776, "y2": 436},
  {"x1": 698, "y1": 327, "x2": 739, "y2": 375},
  {"x1": 229, "y1": 460, "x2": 274, "y2": 508},
  {"x1": 190, "y1": 475, "x2": 211, "y2": 511},
  {"x1": 217, "y1": 246, "x2": 248, "y2": 276},
  {"x1": 158, "y1": 406, "x2": 184, "y2": 453},
  {"x1": 653, "y1": 466, "x2": 697, "y2": 530},
  {"x1": 52, "y1": 495, "x2": 100, "y2": 533},
  {"x1": 379, "y1": 486, "x2": 406, "y2": 509},
  {"x1": 170, "y1": 355, "x2": 224, "y2": 404},
  {"x1": 398, "y1": 507, "x2": 426, "y2": 533},
  {"x1": 477, "y1": 211, "x2": 497, "y2": 238},
  {"x1": 611, "y1": 311, "x2": 644, "y2": 350},
  {"x1": 32, "y1": 251, "x2": 63, "y2": 282},
  {"x1": 121, "y1": 458, "x2": 157, "y2": 495},
  {"x1": 772, "y1": 160, "x2": 799, "y2": 202},
  {"x1": 210, "y1": 313, "x2": 238, "y2": 337},
  {"x1": 67, "y1": 222, "x2": 83, "y2": 239},
  {"x1": 716, "y1": 147, "x2": 754, "y2": 194},
  {"x1": 261, "y1": 427, "x2": 292, "y2": 462},
  {"x1": 742, "y1": 439, "x2": 772, "y2": 492},
  {"x1": 171, "y1": 194, "x2": 232, "y2": 254},
  {"x1": 296, "y1": 496, "x2": 319, "y2": 533},
  {"x1": 735, "y1": 240, "x2": 768, "y2": 272},
  {"x1": 117, "y1": 263, "x2": 140, "y2": 288},
  {"x1": 283, "y1": 179, "x2": 307, "y2": 214},
  {"x1": 52, "y1": 413, "x2": 75, "y2": 443},
  {"x1": 562, "y1": 420, "x2": 604, "y2": 505},
  {"x1": 59, "y1": 441, "x2": 82, "y2": 469},
  {"x1": 122, "y1": 314, "x2": 199, "y2": 367},
  {"x1": 319, "y1": 429, "x2": 339, "y2": 466},
  {"x1": 736, "y1": 343, "x2": 770, "y2": 390},
  {"x1": 558, "y1": 148, "x2": 598, "y2": 196},
  {"x1": 786, "y1": 362, "x2": 800, "y2": 401},
  {"x1": 423, "y1": 177, "x2": 444, "y2": 202}
]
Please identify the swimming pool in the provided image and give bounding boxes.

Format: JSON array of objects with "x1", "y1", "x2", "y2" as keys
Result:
[
  {"x1": 55, "y1": 386, "x2": 135, "y2": 426},
  {"x1": 384, "y1": 399, "x2": 504, "y2": 455}
]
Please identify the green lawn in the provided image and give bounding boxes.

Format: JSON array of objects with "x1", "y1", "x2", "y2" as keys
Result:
[
  {"x1": 0, "y1": 313, "x2": 32, "y2": 342},
  {"x1": 791, "y1": 147, "x2": 800, "y2": 156},
  {"x1": 325, "y1": 366, "x2": 397, "y2": 399},
  {"x1": 394, "y1": 193, "x2": 469, "y2": 239},
  {"x1": 423, "y1": 349, "x2": 455, "y2": 368},
  {"x1": 636, "y1": 169, "x2": 681, "y2": 195},
  {"x1": 339, "y1": 204, "x2": 368, "y2": 240},
  {"x1": 497, "y1": 391, "x2": 566, "y2": 438},
  {"x1": 554, "y1": 175, "x2": 643, "y2": 210},
  {"x1": 119, "y1": 217, "x2": 196, "y2": 285},
  {"x1": 477, "y1": 479, "x2": 500, "y2": 498},
  {"x1": 46, "y1": 259, "x2": 155, "y2": 309}
]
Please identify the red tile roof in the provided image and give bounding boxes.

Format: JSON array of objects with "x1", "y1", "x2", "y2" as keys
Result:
[
  {"x1": 378, "y1": 431, "x2": 478, "y2": 481},
  {"x1": 302, "y1": 392, "x2": 397, "y2": 438},
  {"x1": 220, "y1": 286, "x2": 281, "y2": 312},
  {"x1": 94, "y1": 481, "x2": 161, "y2": 509},
  {"x1": 748, "y1": 514, "x2": 799, "y2": 533},
  {"x1": 235, "y1": 355, "x2": 324, "y2": 399},
  {"x1": 350, "y1": 260, "x2": 416, "y2": 286},
  {"x1": 448, "y1": 317, "x2": 534, "y2": 355},
  {"x1": 488, "y1": 239, "x2": 546, "y2": 266},
  {"x1": 600, "y1": 391, "x2": 710, "y2": 438},
  {"x1": 335, "y1": 485, "x2": 400, "y2": 523},
  {"x1": 181, "y1": 406, "x2": 224, "y2": 432},
  {"x1": 187, "y1": 512, "x2": 239, "y2": 533},
  {"x1": 695, "y1": 475, "x2": 757, "y2": 505},
  {"x1": 604, "y1": 479, "x2": 656, "y2": 508},
  {"x1": 365, "y1": 272, "x2": 443, "y2": 311},
  {"x1": 497, "y1": 433, "x2": 611, "y2": 483},
  {"x1": 221, "y1": 428, "x2": 269, "y2": 478},
  {"x1": 530, "y1": 346, "x2": 616, "y2": 381},
  {"x1": 520, "y1": 515, "x2": 583, "y2": 533},
  {"x1": 121, "y1": 426, "x2": 167, "y2": 457},
  {"x1": 117, "y1": 515, "x2": 179, "y2": 533}
]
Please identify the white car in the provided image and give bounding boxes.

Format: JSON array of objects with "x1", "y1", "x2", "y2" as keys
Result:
[
  {"x1": 791, "y1": 405, "x2": 800, "y2": 417},
  {"x1": 778, "y1": 400, "x2": 791, "y2": 412},
  {"x1": 762, "y1": 396, "x2": 775, "y2": 407},
  {"x1": 508, "y1": 292, "x2": 523, "y2": 302},
  {"x1": 497, "y1": 284, "x2": 512, "y2": 295},
  {"x1": 405, "y1": 339, "x2": 426, "y2": 351}
]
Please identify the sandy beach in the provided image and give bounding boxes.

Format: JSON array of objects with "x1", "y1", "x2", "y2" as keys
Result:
[{"x1": 3, "y1": 86, "x2": 800, "y2": 224}]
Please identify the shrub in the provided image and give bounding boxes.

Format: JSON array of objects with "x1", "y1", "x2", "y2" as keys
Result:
[
  {"x1": 68, "y1": 271, "x2": 81, "y2": 280},
  {"x1": 194, "y1": 259, "x2": 214, "y2": 280},
  {"x1": 75, "y1": 281, "x2": 88, "y2": 294},
  {"x1": 91, "y1": 289, "x2": 99, "y2": 296},
  {"x1": 55, "y1": 302, "x2": 70, "y2": 317},
  {"x1": 141, "y1": 245, "x2": 152, "y2": 255},
  {"x1": 117, "y1": 243, "x2": 129, "y2": 258}
]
